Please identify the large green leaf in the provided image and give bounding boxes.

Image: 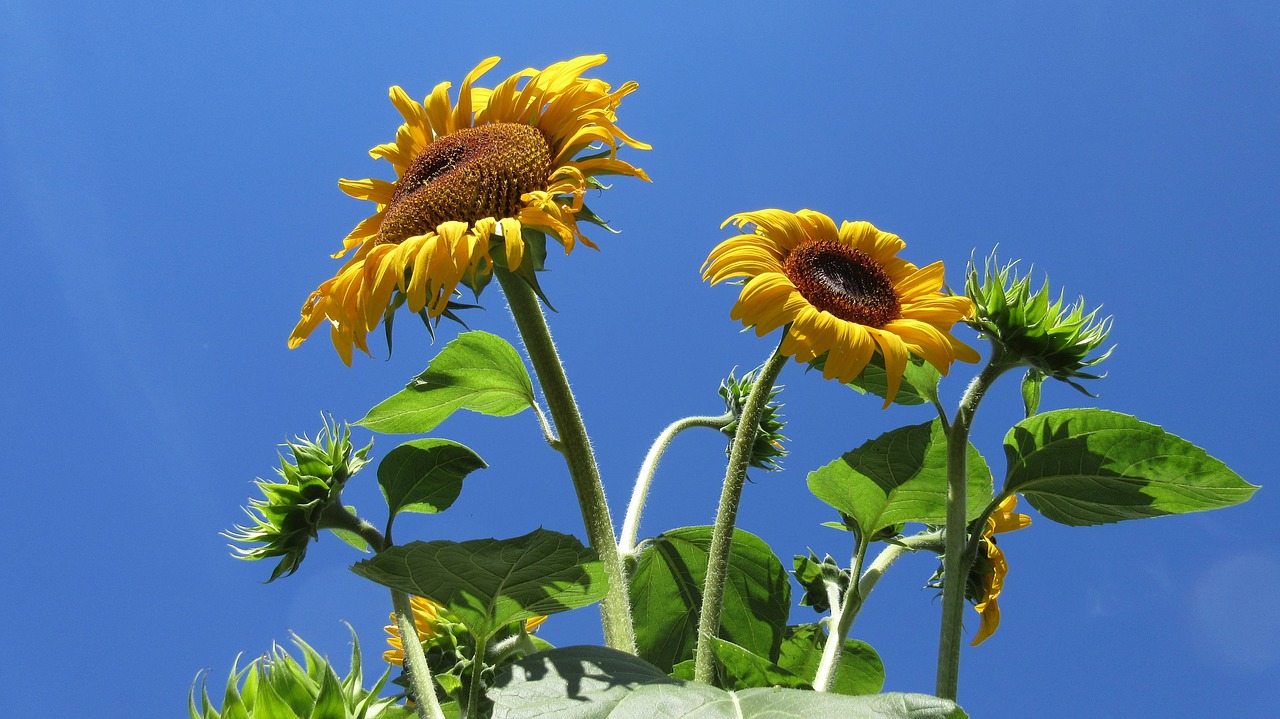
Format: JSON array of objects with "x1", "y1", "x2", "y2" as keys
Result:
[
  {"x1": 1004, "y1": 408, "x2": 1258, "y2": 526},
  {"x1": 377, "y1": 439, "x2": 486, "y2": 518},
  {"x1": 357, "y1": 331, "x2": 535, "y2": 434},
  {"x1": 807, "y1": 420, "x2": 993, "y2": 536},
  {"x1": 350, "y1": 530, "x2": 607, "y2": 642},
  {"x1": 776, "y1": 623, "x2": 884, "y2": 696},
  {"x1": 490, "y1": 646, "x2": 962, "y2": 719},
  {"x1": 629, "y1": 527, "x2": 790, "y2": 673}
]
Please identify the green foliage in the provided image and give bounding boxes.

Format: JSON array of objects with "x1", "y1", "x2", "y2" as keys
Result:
[
  {"x1": 720, "y1": 367, "x2": 789, "y2": 471},
  {"x1": 189, "y1": 630, "x2": 413, "y2": 719},
  {"x1": 351, "y1": 529, "x2": 608, "y2": 643},
  {"x1": 807, "y1": 420, "x2": 993, "y2": 537},
  {"x1": 1004, "y1": 408, "x2": 1259, "y2": 526},
  {"x1": 792, "y1": 552, "x2": 846, "y2": 614},
  {"x1": 673, "y1": 627, "x2": 884, "y2": 695},
  {"x1": 966, "y1": 254, "x2": 1112, "y2": 391},
  {"x1": 490, "y1": 646, "x2": 960, "y2": 718},
  {"x1": 378, "y1": 438, "x2": 486, "y2": 520},
  {"x1": 777, "y1": 624, "x2": 884, "y2": 695},
  {"x1": 225, "y1": 418, "x2": 372, "y2": 581},
  {"x1": 628, "y1": 526, "x2": 791, "y2": 673},
  {"x1": 812, "y1": 352, "x2": 942, "y2": 407},
  {"x1": 1020, "y1": 368, "x2": 1044, "y2": 418},
  {"x1": 358, "y1": 331, "x2": 536, "y2": 434}
]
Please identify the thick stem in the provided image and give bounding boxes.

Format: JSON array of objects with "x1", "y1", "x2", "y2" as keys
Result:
[
  {"x1": 618, "y1": 413, "x2": 735, "y2": 558},
  {"x1": 494, "y1": 267, "x2": 637, "y2": 653},
  {"x1": 391, "y1": 589, "x2": 447, "y2": 719},
  {"x1": 693, "y1": 347, "x2": 789, "y2": 684},
  {"x1": 318, "y1": 502, "x2": 389, "y2": 553},
  {"x1": 935, "y1": 354, "x2": 1010, "y2": 700}
]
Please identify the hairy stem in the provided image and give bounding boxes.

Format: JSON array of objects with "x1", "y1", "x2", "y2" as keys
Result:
[
  {"x1": 495, "y1": 267, "x2": 637, "y2": 653},
  {"x1": 618, "y1": 412, "x2": 735, "y2": 558},
  {"x1": 693, "y1": 346, "x2": 789, "y2": 684},
  {"x1": 391, "y1": 589, "x2": 447, "y2": 719},
  {"x1": 935, "y1": 353, "x2": 1009, "y2": 700}
]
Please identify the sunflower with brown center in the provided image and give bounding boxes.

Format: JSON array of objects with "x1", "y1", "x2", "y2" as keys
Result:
[
  {"x1": 290, "y1": 55, "x2": 650, "y2": 364},
  {"x1": 702, "y1": 209, "x2": 980, "y2": 405}
]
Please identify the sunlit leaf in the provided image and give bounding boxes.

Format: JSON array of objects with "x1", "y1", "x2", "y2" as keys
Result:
[
  {"x1": 357, "y1": 331, "x2": 535, "y2": 434},
  {"x1": 808, "y1": 420, "x2": 992, "y2": 536},
  {"x1": 1005, "y1": 409, "x2": 1258, "y2": 526}
]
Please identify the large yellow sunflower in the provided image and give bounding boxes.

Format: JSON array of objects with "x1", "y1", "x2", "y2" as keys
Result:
[
  {"x1": 702, "y1": 209, "x2": 980, "y2": 405},
  {"x1": 290, "y1": 55, "x2": 650, "y2": 364}
]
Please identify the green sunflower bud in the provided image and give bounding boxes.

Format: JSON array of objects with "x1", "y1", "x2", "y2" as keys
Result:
[
  {"x1": 719, "y1": 368, "x2": 788, "y2": 472},
  {"x1": 965, "y1": 253, "x2": 1113, "y2": 393},
  {"x1": 189, "y1": 629, "x2": 413, "y2": 719},
  {"x1": 225, "y1": 416, "x2": 372, "y2": 581}
]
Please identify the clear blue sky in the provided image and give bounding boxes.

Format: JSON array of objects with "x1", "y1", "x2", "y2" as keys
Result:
[{"x1": 3, "y1": 2, "x2": 1277, "y2": 716}]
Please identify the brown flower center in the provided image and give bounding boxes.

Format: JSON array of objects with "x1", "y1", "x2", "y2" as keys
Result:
[
  {"x1": 783, "y1": 239, "x2": 901, "y2": 327},
  {"x1": 376, "y1": 123, "x2": 552, "y2": 245}
]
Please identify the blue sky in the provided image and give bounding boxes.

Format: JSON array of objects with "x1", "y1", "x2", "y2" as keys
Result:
[{"x1": 2, "y1": 1, "x2": 1277, "y2": 716}]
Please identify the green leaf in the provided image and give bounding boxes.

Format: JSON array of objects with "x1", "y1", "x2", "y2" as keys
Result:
[
  {"x1": 377, "y1": 439, "x2": 486, "y2": 517},
  {"x1": 629, "y1": 526, "x2": 790, "y2": 673},
  {"x1": 350, "y1": 529, "x2": 607, "y2": 642},
  {"x1": 1021, "y1": 368, "x2": 1044, "y2": 418},
  {"x1": 776, "y1": 624, "x2": 884, "y2": 696},
  {"x1": 491, "y1": 646, "x2": 961, "y2": 718},
  {"x1": 357, "y1": 331, "x2": 535, "y2": 434},
  {"x1": 813, "y1": 353, "x2": 941, "y2": 406},
  {"x1": 310, "y1": 664, "x2": 347, "y2": 719},
  {"x1": 792, "y1": 553, "x2": 846, "y2": 614},
  {"x1": 807, "y1": 420, "x2": 993, "y2": 536},
  {"x1": 707, "y1": 637, "x2": 806, "y2": 690},
  {"x1": 1004, "y1": 408, "x2": 1259, "y2": 526}
]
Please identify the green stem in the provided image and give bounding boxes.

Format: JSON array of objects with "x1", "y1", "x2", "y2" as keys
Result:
[
  {"x1": 813, "y1": 535, "x2": 868, "y2": 692},
  {"x1": 463, "y1": 634, "x2": 490, "y2": 719},
  {"x1": 693, "y1": 345, "x2": 789, "y2": 684},
  {"x1": 494, "y1": 267, "x2": 637, "y2": 653},
  {"x1": 935, "y1": 352, "x2": 1011, "y2": 700},
  {"x1": 318, "y1": 502, "x2": 389, "y2": 553},
  {"x1": 321, "y1": 507, "x2": 444, "y2": 719},
  {"x1": 391, "y1": 589, "x2": 448, "y2": 719},
  {"x1": 618, "y1": 412, "x2": 735, "y2": 558}
]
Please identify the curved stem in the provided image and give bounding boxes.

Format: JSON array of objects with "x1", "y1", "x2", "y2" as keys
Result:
[
  {"x1": 813, "y1": 535, "x2": 868, "y2": 692},
  {"x1": 494, "y1": 267, "x2": 637, "y2": 653},
  {"x1": 318, "y1": 502, "x2": 389, "y2": 553},
  {"x1": 618, "y1": 412, "x2": 735, "y2": 558},
  {"x1": 935, "y1": 352, "x2": 1011, "y2": 700},
  {"x1": 693, "y1": 346, "x2": 789, "y2": 684}
]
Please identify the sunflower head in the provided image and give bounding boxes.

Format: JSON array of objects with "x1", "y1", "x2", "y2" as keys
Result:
[
  {"x1": 967, "y1": 495, "x2": 1032, "y2": 646},
  {"x1": 965, "y1": 254, "x2": 1113, "y2": 391},
  {"x1": 290, "y1": 55, "x2": 650, "y2": 364},
  {"x1": 190, "y1": 631, "x2": 406, "y2": 719},
  {"x1": 719, "y1": 367, "x2": 787, "y2": 471},
  {"x1": 225, "y1": 417, "x2": 371, "y2": 581},
  {"x1": 703, "y1": 209, "x2": 980, "y2": 406}
]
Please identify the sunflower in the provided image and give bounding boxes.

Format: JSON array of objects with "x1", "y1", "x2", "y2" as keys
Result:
[
  {"x1": 290, "y1": 55, "x2": 650, "y2": 364},
  {"x1": 969, "y1": 495, "x2": 1032, "y2": 646},
  {"x1": 702, "y1": 209, "x2": 980, "y2": 405},
  {"x1": 383, "y1": 595, "x2": 546, "y2": 665}
]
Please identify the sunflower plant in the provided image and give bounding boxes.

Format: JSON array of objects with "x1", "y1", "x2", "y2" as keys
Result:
[{"x1": 200, "y1": 55, "x2": 1258, "y2": 719}]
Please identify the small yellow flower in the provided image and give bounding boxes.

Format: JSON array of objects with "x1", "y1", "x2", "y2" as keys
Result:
[
  {"x1": 383, "y1": 596, "x2": 547, "y2": 665},
  {"x1": 291, "y1": 55, "x2": 650, "y2": 364},
  {"x1": 970, "y1": 495, "x2": 1032, "y2": 646},
  {"x1": 703, "y1": 209, "x2": 979, "y2": 406}
]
